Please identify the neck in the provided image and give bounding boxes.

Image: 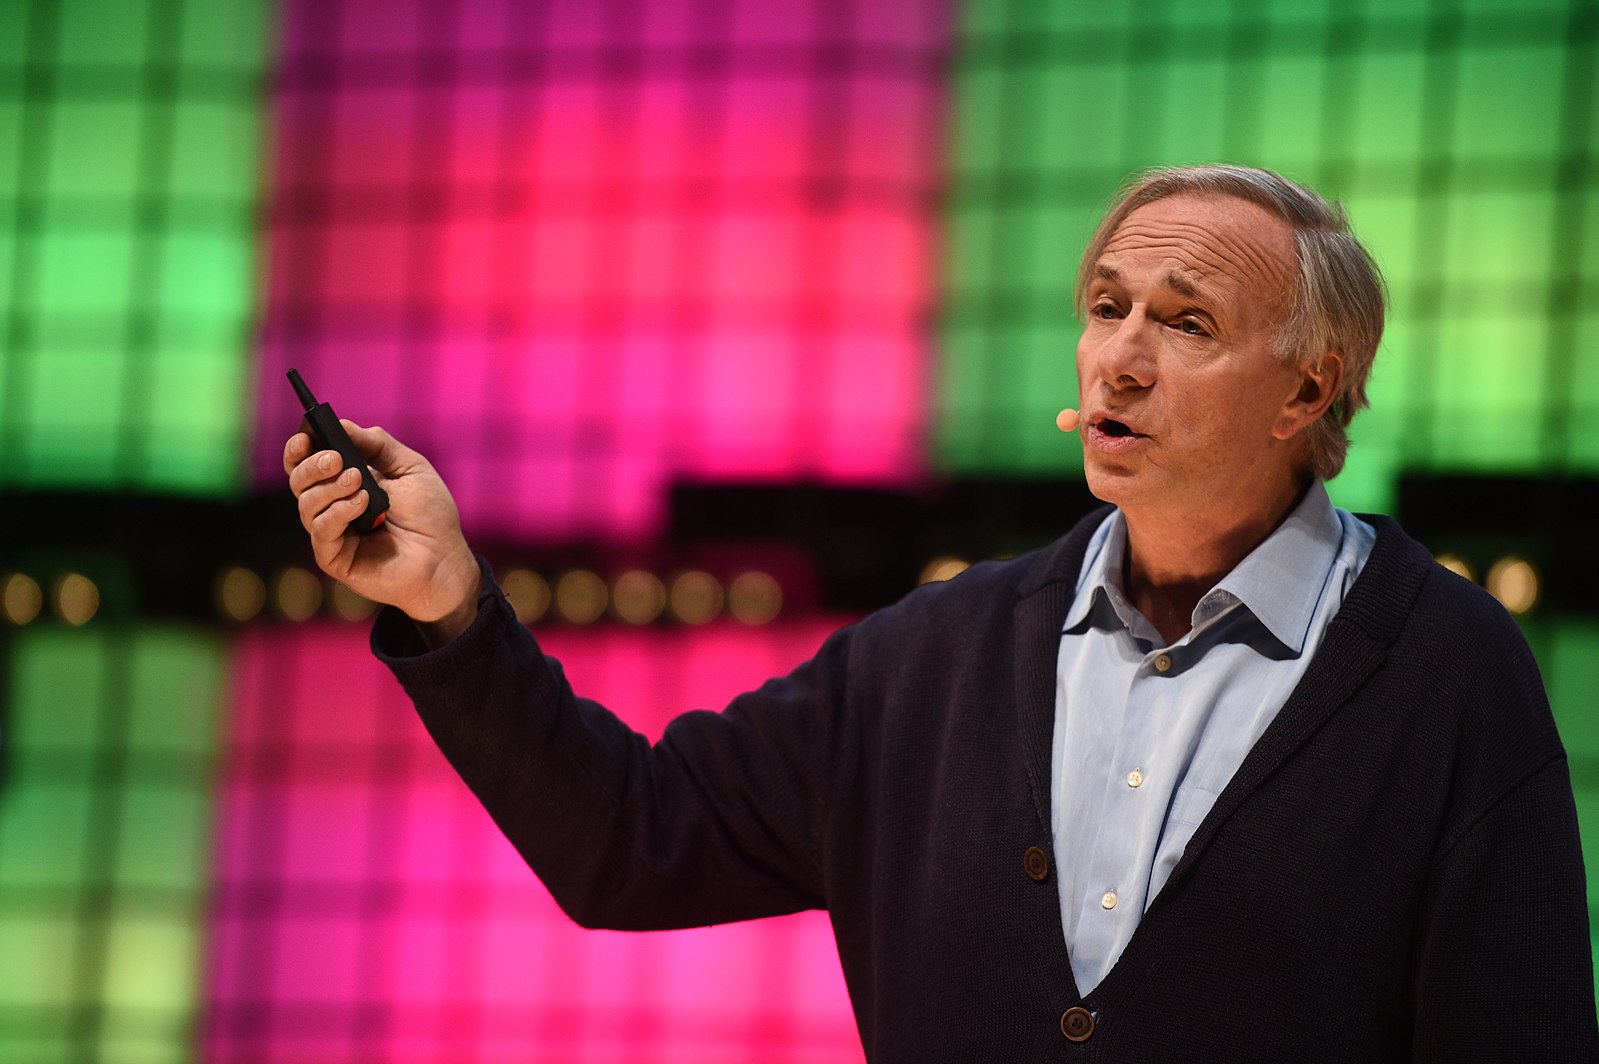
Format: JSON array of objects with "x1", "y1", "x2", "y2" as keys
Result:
[{"x1": 1121, "y1": 477, "x2": 1311, "y2": 644}]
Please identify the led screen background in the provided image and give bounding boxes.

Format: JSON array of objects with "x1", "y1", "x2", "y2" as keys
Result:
[
  {"x1": 940, "y1": 0, "x2": 1599, "y2": 516},
  {"x1": 1, "y1": 0, "x2": 1596, "y2": 1061},
  {"x1": 0, "y1": 0, "x2": 267, "y2": 496},
  {"x1": 250, "y1": 0, "x2": 948, "y2": 542},
  {"x1": 202, "y1": 622, "x2": 860, "y2": 1064},
  {"x1": 0, "y1": 628, "x2": 226, "y2": 1062}
]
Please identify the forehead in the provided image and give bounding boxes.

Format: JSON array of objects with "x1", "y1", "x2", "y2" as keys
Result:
[{"x1": 1097, "y1": 193, "x2": 1297, "y2": 304}]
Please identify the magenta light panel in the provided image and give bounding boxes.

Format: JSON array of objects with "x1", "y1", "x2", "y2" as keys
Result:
[
  {"x1": 204, "y1": 620, "x2": 863, "y2": 1064},
  {"x1": 252, "y1": 0, "x2": 949, "y2": 542}
]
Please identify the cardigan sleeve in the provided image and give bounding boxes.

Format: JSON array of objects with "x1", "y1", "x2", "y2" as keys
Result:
[
  {"x1": 1410, "y1": 754, "x2": 1599, "y2": 1061},
  {"x1": 370, "y1": 556, "x2": 852, "y2": 931}
]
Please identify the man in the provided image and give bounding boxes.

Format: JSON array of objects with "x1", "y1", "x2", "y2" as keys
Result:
[{"x1": 286, "y1": 165, "x2": 1598, "y2": 1060}]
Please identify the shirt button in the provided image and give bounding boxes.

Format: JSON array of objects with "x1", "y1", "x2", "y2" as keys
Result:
[
  {"x1": 1023, "y1": 846, "x2": 1050, "y2": 882},
  {"x1": 1061, "y1": 1006, "x2": 1095, "y2": 1042},
  {"x1": 1126, "y1": 769, "x2": 1144, "y2": 788},
  {"x1": 1101, "y1": 889, "x2": 1118, "y2": 910},
  {"x1": 1154, "y1": 653, "x2": 1172, "y2": 673}
]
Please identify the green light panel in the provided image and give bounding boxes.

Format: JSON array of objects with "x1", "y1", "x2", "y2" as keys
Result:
[
  {"x1": 940, "y1": 0, "x2": 1598, "y2": 513},
  {"x1": 0, "y1": 0, "x2": 270, "y2": 495},
  {"x1": 0, "y1": 626, "x2": 226, "y2": 1063}
]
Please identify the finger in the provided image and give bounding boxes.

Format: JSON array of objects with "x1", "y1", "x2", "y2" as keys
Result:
[
  {"x1": 282, "y1": 432, "x2": 315, "y2": 478},
  {"x1": 309, "y1": 490, "x2": 370, "y2": 565},
  {"x1": 287, "y1": 448, "x2": 349, "y2": 497},
  {"x1": 296, "y1": 467, "x2": 363, "y2": 533}
]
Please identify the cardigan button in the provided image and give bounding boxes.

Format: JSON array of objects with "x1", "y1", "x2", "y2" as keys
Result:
[
  {"x1": 1023, "y1": 846, "x2": 1049, "y2": 881},
  {"x1": 1061, "y1": 1006, "x2": 1095, "y2": 1042}
]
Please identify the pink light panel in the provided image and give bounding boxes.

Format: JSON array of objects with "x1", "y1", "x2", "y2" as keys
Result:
[
  {"x1": 253, "y1": 0, "x2": 948, "y2": 542},
  {"x1": 205, "y1": 620, "x2": 863, "y2": 1064}
]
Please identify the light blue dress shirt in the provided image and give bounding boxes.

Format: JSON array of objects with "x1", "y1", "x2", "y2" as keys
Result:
[{"x1": 1051, "y1": 480, "x2": 1375, "y2": 994}]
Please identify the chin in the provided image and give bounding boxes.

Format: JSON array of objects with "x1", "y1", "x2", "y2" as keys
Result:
[{"x1": 1081, "y1": 464, "x2": 1145, "y2": 509}]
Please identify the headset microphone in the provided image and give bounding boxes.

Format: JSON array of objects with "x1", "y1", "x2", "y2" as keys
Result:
[{"x1": 1056, "y1": 408, "x2": 1081, "y2": 433}]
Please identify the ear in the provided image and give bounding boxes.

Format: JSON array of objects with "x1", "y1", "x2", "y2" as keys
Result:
[{"x1": 1272, "y1": 350, "x2": 1343, "y2": 441}]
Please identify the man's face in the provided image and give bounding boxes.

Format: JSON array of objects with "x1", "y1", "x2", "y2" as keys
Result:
[{"x1": 1075, "y1": 192, "x2": 1312, "y2": 524}]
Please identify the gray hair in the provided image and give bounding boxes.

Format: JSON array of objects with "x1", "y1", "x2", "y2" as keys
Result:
[{"x1": 1075, "y1": 164, "x2": 1387, "y2": 480}]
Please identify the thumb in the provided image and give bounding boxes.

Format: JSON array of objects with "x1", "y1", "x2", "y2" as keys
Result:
[{"x1": 341, "y1": 420, "x2": 422, "y2": 477}]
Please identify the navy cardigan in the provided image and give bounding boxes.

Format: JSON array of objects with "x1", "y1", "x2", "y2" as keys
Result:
[{"x1": 374, "y1": 512, "x2": 1599, "y2": 1062}]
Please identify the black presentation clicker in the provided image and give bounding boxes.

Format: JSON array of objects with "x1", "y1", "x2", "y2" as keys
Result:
[{"x1": 288, "y1": 368, "x2": 390, "y2": 534}]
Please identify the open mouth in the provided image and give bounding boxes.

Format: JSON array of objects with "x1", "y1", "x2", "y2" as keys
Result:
[{"x1": 1089, "y1": 416, "x2": 1148, "y2": 444}]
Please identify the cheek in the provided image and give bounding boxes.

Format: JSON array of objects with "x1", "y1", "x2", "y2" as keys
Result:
[
  {"x1": 1073, "y1": 337, "x2": 1092, "y2": 387},
  {"x1": 1191, "y1": 394, "x2": 1283, "y2": 453},
  {"x1": 1165, "y1": 378, "x2": 1267, "y2": 446}
]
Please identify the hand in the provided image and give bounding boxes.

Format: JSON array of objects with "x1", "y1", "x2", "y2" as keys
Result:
[{"x1": 284, "y1": 421, "x2": 480, "y2": 641}]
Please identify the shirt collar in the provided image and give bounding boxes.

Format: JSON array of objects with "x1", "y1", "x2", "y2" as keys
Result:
[
  {"x1": 1210, "y1": 479, "x2": 1343, "y2": 654},
  {"x1": 1061, "y1": 480, "x2": 1345, "y2": 656},
  {"x1": 1062, "y1": 509, "x2": 1143, "y2": 636}
]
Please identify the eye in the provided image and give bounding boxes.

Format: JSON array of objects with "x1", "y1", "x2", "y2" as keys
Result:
[
  {"x1": 1091, "y1": 301, "x2": 1122, "y2": 321},
  {"x1": 1173, "y1": 317, "x2": 1209, "y2": 337}
]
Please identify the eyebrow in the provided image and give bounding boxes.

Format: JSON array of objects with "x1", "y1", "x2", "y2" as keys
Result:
[
  {"x1": 1164, "y1": 270, "x2": 1203, "y2": 299},
  {"x1": 1092, "y1": 263, "x2": 1210, "y2": 302}
]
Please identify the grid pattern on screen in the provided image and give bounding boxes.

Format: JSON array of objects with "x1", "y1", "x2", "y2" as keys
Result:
[
  {"x1": 0, "y1": 0, "x2": 269, "y2": 495},
  {"x1": 251, "y1": 0, "x2": 949, "y2": 542},
  {"x1": 940, "y1": 0, "x2": 1599, "y2": 513},
  {"x1": 0, "y1": 627, "x2": 225, "y2": 1063},
  {"x1": 204, "y1": 621, "x2": 863, "y2": 1064}
]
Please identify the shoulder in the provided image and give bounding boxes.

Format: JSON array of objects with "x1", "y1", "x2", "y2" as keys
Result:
[
  {"x1": 1349, "y1": 515, "x2": 1532, "y2": 657},
  {"x1": 1362, "y1": 517, "x2": 1544, "y2": 690},
  {"x1": 833, "y1": 507, "x2": 1114, "y2": 674},
  {"x1": 861, "y1": 506, "x2": 1112, "y2": 627},
  {"x1": 1351, "y1": 515, "x2": 1564, "y2": 804}
]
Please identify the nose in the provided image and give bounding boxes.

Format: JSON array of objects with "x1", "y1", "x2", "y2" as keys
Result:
[{"x1": 1084, "y1": 307, "x2": 1156, "y2": 392}]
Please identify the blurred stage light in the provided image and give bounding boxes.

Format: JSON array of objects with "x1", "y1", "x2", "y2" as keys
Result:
[
  {"x1": 328, "y1": 581, "x2": 378, "y2": 623},
  {"x1": 1434, "y1": 553, "x2": 1476, "y2": 583},
  {"x1": 555, "y1": 570, "x2": 608, "y2": 625},
  {"x1": 215, "y1": 566, "x2": 268, "y2": 623},
  {"x1": 1486, "y1": 556, "x2": 1539, "y2": 615},
  {"x1": 502, "y1": 568, "x2": 551, "y2": 625},
  {"x1": 919, "y1": 556, "x2": 970, "y2": 584},
  {"x1": 54, "y1": 573, "x2": 100, "y2": 627},
  {"x1": 272, "y1": 567, "x2": 324, "y2": 622},
  {"x1": 668, "y1": 570, "x2": 724, "y2": 626},
  {"x1": 612, "y1": 570, "x2": 666, "y2": 626},
  {"x1": 2, "y1": 572, "x2": 44, "y2": 626},
  {"x1": 728, "y1": 572, "x2": 782, "y2": 626}
]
